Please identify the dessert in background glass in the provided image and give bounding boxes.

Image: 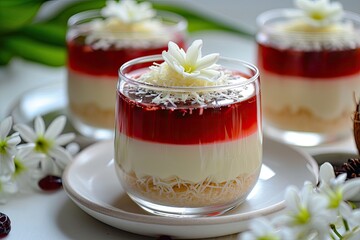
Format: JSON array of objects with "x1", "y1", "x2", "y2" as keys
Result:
[
  {"x1": 115, "y1": 40, "x2": 262, "y2": 217},
  {"x1": 256, "y1": 0, "x2": 360, "y2": 146},
  {"x1": 66, "y1": 0, "x2": 187, "y2": 139}
]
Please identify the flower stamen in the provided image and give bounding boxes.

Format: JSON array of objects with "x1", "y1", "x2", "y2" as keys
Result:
[{"x1": 35, "y1": 137, "x2": 52, "y2": 154}]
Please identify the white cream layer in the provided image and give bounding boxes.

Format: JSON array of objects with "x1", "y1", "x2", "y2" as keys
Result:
[
  {"x1": 67, "y1": 70, "x2": 117, "y2": 109},
  {"x1": 115, "y1": 132, "x2": 262, "y2": 183},
  {"x1": 260, "y1": 68, "x2": 360, "y2": 120}
]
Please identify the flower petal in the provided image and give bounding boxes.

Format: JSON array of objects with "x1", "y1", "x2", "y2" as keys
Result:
[
  {"x1": 7, "y1": 133, "x2": 21, "y2": 146},
  {"x1": 185, "y1": 39, "x2": 202, "y2": 66},
  {"x1": 34, "y1": 116, "x2": 45, "y2": 135},
  {"x1": 44, "y1": 115, "x2": 66, "y2": 139},
  {"x1": 40, "y1": 156, "x2": 56, "y2": 175},
  {"x1": 285, "y1": 186, "x2": 301, "y2": 212},
  {"x1": 196, "y1": 53, "x2": 219, "y2": 70},
  {"x1": 0, "y1": 116, "x2": 12, "y2": 139},
  {"x1": 319, "y1": 162, "x2": 335, "y2": 184},
  {"x1": 198, "y1": 69, "x2": 220, "y2": 81},
  {"x1": 166, "y1": 41, "x2": 186, "y2": 64},
  {"x1": 342, "y1": 178, "x2": 360, "y2": 200},
  {"x1": 13, "y1": 124, "x2": 37, "y2": 143},
  {"x1": 48, "y1": 146, "x2": 72, "y2": 168},
  {"x1": 55, "y1": 133, "x2": 76, "y2": 146}
]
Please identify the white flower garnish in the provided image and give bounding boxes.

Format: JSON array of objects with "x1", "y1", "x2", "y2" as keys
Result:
[
  {"x1": 101, "y1": 0, "x2": 156, "y2": 24},
  {"x1": 241, "y1": 217, "x2": 287, "y2": 240},
  {"x1": 0, "y1": 176, "x2": 18, "y2": 204},
  {"x1": 295, "y1": 0, "x2": 344, "y2": 27},
  {"x1": 14, "y1": 115, "x2": 76, "y2": 176},
  {"x1": 0, "y1": 117, "x2": 21, "y2": 177},
  {"x1": 162, "y1": 39, "x2": 221, "y2": 82},
  {"x1": 273, "y1": 181, "x2": 333, "y2": 239},
  {"x1": 318, "y1": 162, "x2": 360, "y2": 212}
]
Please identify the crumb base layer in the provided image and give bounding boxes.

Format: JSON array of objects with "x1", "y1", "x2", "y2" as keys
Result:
[{"x1": 116, "y1": 168, "x2": 259, "y2": 217}]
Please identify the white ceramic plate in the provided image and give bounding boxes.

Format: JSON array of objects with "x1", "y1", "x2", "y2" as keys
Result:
[{"x1": 63, "y1": 138, "x2": 318, "y2": 239}]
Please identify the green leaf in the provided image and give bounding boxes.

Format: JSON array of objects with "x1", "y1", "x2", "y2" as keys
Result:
[
  {"x1": 0, "y1": 47, "x2": 14, "y2": 65},
  {"x1": 0, "y1": 0, "x2": 47, "y2": 34},
  {"x1": 20, "y1": 22, "x2": 67, "y2": 46},
  {"x1": 2, "y1": 35, "x2": 66, "y2": 66}
]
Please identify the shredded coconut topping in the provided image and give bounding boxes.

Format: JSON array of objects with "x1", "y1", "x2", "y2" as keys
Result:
[
  {"x1": 258, "y1": 0, "x2": 360, "y2": 51},
  {"x1": 82, "y1": 0, "x2": 171, "y2": 50},
  {"x1": 262, "y1": 20, "x2": 360, "y2": 51},
  {"x1": 122, "y1": 40, "x2": 254, "y2": 107}
]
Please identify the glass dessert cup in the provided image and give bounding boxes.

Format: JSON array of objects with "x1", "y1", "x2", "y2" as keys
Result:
[
  {"x1": 66, "y1": 9, "x2": 187, "y2": 140},
  {"x1": 115, "y1": 55, "x2": 262, "y2": 217},
  {"x1": 256, "y1": 9, "x2": 360, "y2": 147}
]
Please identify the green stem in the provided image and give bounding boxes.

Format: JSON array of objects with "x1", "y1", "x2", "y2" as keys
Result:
[
  {"x1": 343, "y1": 218, "x2": 349, "y2": 231},
  {"x1": 330, "y1": 224, "x2": 343, "y2": 239}
]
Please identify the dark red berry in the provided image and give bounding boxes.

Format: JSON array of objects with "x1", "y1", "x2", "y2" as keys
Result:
[
  {"x1": 38, "y1": 175, "x2": 62, "y2": 191},
  {"x1": 0, "y1": 212, "x2": 11, "y2": 238}
]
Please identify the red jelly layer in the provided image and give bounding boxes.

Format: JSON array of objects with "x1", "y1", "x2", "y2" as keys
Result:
[
  {"x1": 258, "y1": 43, "x2": 360, "y2": 79},
  {"x1": 116, "y1": 91, "x2": 259, "y2": 145},
  {"x1": 67, "y1": 37, "x2": 186, "y2": 77}
]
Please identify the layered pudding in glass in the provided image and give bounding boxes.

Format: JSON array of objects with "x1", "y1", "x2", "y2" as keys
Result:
[
  {"x1": 66, "y1": 0, "x2": 187, "y2": 138},
  {"x1": 257, "y1": 0, "x2": 360, "y2": 145},
  {"x1": 115, "y1": 40, "x2": 262, "y2": 216}
]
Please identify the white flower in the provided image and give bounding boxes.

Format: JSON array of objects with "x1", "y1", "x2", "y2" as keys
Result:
[
  {"x1": 318, "y1": 162, "x2": 360, "y2": 220},
  {"x1": 295, "y1": 0, "x2": 343, "y2": 27},
  {"x1": 13, "y1": 115, "x2": 76, "y2": 175},
  {"x1": 274, "y1": 181, "x2": 333, "y2": 240},
  {"x1": 101, "y1": 0, "x2": 156, "y2": 24},
  {"x1": 346, "y1": 208, "x2": 360, "y2": 229},
  {"x1": 0, "y1": 175, "x2": 18, "y2": 204},
  {"x1": 12, "y1": 146, "x2": 45, "y2": 190},
  {"x1": 0, "y1": 116, "x2": 21, "y2": 176},
  {"x1": 240, "y1": 218, "x2": 282, "y2": 240},
  {"x1": 162, "y1": 39, "x2": 221, "y2": 82}
]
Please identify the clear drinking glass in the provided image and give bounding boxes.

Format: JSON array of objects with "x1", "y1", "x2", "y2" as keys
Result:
[
  {"x1": 66, "y1": 10, "x2": 187, "y2": 140},
  {"x1": 256, "y1": 9, "x2": 360, "y2": 146},
  {"x1": 115, "y1": 55, "x2": 262, "y2": 217}
]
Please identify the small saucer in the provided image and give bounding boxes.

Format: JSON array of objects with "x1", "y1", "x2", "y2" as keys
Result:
[{"x1": 63, "y1": 138, "x2": 318, "y2": 239}]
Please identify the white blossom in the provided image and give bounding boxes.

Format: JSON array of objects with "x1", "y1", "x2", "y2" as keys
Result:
[
  {"x1": 274, "y1": 181, "x2": 333, "y2": 240},
  {"x1": 240, "y1": 218, "x2": 282, "y2": 240},
  {"x1": 12, "y1": 146, "x2": 45, "y2": 190},
  {"x1": 162, "y1": 39, "x2": 221, "y2": 82},
  {"x1": 0, "y1": 116, "x2": 21, "y2": 176},
  {"x1": 243, "y1": 161, "x2": 360, "y2": 240},
  {"x1": 101, "y1": 0, "x2": 156, "y2": 24},
  {"x1": 319, "y1": 162, "x2": 360, "y2": 216},
  {"x1": 13, "y1": 115, "x2": 76, "y2": 176},
  {"x1": 0, "y1": 175, "x2": 18, "y2": 204},
  {"x1": 295, "y1": 0, "x2": 343, "y2": 27}
]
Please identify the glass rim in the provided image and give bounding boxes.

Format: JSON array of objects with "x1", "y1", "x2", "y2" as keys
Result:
[
  {"x1": 118, "y1": 54, "x2": 260, "y2": 93},
  {"x1": 67, "y1": 9, "x2": 188, "y2": 34},
  {"x1": 256, "y1": 8, "x2": 360, "y2": 36}
]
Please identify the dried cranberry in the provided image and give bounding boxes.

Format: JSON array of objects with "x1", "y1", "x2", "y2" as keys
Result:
[
  {"x1": 0, "y1": 213, "x2": 11, "y2": 238},
  {"x1": 38, "y1": 175, "x2": 62, "y2": 191}
]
